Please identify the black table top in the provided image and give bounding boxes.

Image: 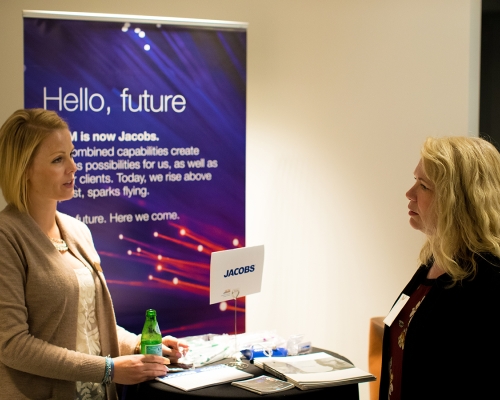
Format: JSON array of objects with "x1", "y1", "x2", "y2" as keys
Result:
[{"x1": 121, "y1": 348, "x2": 360, "y2": 400}]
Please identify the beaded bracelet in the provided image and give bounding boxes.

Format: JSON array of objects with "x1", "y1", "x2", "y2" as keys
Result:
[{"x1": 102, "y1": 355, "x2": 113, "y2": 385}]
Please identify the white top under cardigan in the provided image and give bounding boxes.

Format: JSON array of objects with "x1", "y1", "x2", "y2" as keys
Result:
[{"x1": 74, "y1": 267, "x2": 106, "y2": 400}]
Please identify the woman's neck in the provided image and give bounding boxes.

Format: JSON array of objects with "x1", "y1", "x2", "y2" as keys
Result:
[
  {"x1": 27, "y1": 201, "x2": 59, "y2": 238},
  {"x1": 427, "y1": 262, "x2": 445, "y2": 279}
]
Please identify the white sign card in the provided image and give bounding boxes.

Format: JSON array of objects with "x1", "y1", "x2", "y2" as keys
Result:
[{"x1": 209, "y1": 245, "x2": 264, "y2": 304}]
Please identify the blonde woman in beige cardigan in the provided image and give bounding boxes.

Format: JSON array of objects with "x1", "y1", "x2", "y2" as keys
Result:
[{"x1": 0, "y1": 108, "x2": 188, "y2": 399}]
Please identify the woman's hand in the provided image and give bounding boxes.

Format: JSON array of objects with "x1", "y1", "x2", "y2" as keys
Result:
[
  {"x1": 112, "y1": 354, "x2": 170, "y2": 385},
  {"x1": 162, "y1": 335, "x2": 189, "y2": 362}
]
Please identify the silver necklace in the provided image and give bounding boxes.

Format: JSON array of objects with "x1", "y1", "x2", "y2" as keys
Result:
[{"x1": 50, "y1": 237, "x2": 68, "y2": 252}]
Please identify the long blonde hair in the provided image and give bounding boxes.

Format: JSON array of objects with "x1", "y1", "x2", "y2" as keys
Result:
[
  {"x1": 0, "y1": 108, "x2": 68, "y2": 212},
  {"x1": 419, "y1": 136, "x2": 500, "y2": 283}
]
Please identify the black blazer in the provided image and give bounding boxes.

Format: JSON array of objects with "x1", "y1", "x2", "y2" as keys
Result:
[{"x1": 379, "y1": 254, "x2": 500, "y2": 400}]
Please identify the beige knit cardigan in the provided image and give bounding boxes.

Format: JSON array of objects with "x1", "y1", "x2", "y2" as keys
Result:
[{"x1": 0, "y1": 205, "x2": 138, "y2": 399}]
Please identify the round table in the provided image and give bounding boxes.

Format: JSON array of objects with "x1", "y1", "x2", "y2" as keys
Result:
[{"x1": 121, "y1": 348, "x2": 360, "y2": 400}]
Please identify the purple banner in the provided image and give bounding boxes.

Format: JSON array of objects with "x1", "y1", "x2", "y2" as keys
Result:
[{"x1": 23, "y1": 14, "x2": 247, "y2": 337}]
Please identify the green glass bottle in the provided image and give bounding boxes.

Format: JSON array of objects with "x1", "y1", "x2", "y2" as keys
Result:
[{"x1": 140, "y1": 309, "x2": 162, "y2": 356}]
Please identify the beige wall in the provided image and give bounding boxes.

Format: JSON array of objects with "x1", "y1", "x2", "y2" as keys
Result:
[{"x1": 0, "y1": 1, "x2": 481, "y2": 399}]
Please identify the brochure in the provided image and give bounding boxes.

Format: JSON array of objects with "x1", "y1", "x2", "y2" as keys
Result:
[
  {"x1": 252, "y1": 351, "x2": 375, "y2": 390},
  {"x1": 231, "y1": 375, "x2": 295, "y2": 395}
]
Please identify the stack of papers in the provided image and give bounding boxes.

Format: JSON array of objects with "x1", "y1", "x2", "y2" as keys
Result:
[
  {"x1": 253, "y1": 352, "x2": 375, "y2": 390},
  {"x1": 156, "y1": 364, "x2": 253, "y2": 391}
]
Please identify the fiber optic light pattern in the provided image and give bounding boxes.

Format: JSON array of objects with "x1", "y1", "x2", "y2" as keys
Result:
[
  {"x1": 105, "y1": 218, "x2": 245, "y2": 335},
  {"x1": 24, "y1": 16, "x2": 247, "y2": 336}
]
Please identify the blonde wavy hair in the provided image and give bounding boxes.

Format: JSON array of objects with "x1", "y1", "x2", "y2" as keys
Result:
[
  {"x1": 0, "y1": 108, "x2": 68, "y2": 213},
  {"x1": 419, "y1": 136, "x2": 500, "y2": 283}
]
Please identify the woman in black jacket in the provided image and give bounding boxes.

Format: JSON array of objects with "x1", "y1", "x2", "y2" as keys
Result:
[{"x1": 379, "y1": 136, "x2": 500, "y2": 400}]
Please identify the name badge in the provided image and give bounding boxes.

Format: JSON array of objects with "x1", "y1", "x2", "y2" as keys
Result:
[{"x1": 383, "y1": 293, "x2": 410, "y2": 327}]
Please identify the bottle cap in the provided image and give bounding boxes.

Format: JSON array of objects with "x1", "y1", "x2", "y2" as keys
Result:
[{"x1": 146, "y1": 309, "x2": 157, "y2": 317}]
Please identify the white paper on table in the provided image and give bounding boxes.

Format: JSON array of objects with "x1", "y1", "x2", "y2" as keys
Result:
[{"x1": 156, "y1": 364, "x2": 253, "y2": 391}]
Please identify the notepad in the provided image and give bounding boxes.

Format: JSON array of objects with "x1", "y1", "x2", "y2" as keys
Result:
[{"x1": 156, "y1": 364, "x2": 253, "y2": 391}]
